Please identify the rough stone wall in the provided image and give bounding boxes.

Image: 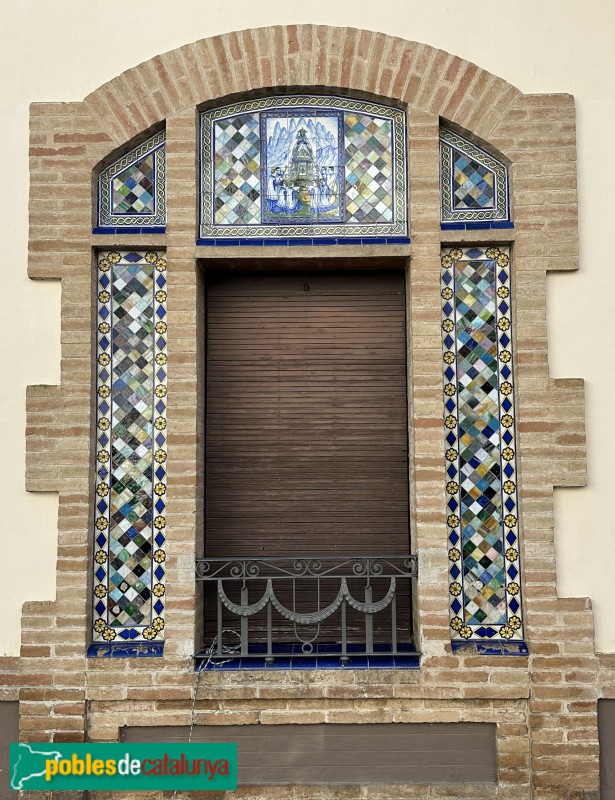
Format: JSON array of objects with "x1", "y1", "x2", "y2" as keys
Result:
[{"x1": 6, "y1": 24, "x2": 601, "y2": 800}]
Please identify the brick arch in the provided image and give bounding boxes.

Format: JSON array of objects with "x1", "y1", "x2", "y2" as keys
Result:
[{"x1": 83, "y1": 25, "x2": 522, "y2": 148}]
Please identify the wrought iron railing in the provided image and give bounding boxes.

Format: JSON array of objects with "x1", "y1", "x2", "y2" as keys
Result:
[{"x1": 195, "y1": 555, "x2": 419, "y2": 664}]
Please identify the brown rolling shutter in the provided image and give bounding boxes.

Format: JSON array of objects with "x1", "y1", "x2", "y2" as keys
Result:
[{"x1": 205, "y1": 267, "x2": 409, "y2": 558}]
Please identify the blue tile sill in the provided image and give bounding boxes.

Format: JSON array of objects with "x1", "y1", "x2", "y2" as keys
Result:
[
  {"x1": 196, "y1": 236, "x2": 411, "y2": 247},
  {"x1": 85, "y1": 641, "x2": 528, "y2": 660},
  {"x1": 441, "y1": 221, "x2": 514, "y2": 231},
  {"x1": 87, "y1": 642, "x2": 164, "y2": 658},
  {"x1": 194, "y1": 642, "x2": 420, "y2": 671},
  {"x1": 93, "y1": 226, "x2": 166, "y2": 235}
]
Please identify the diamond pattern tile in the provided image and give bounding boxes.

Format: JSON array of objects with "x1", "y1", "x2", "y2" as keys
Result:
[
  {"x1": 214, "y1": 114, "x2": 261, "y2": 224},
  {"x1": 112, "y1": 155, "x2": 155, "y2": 215},
  {"x1": 440, "y1": 128, "x2": 509, "y2": 223},
  {"x1": 452, "y1": 149, "x2": 495, "y2": 210},
  {"x1": 455, "y1": 259, "x2": 506, "y2": 625},
  {"x1": 345, "y1": 113, "x2": 393, "y2": 224},
  {"x1": 109, "y1": 260, "x2": 154, "y2": 626},
  {"x1": 98, "y1": 130, "x2": 166, "y2": 229}
]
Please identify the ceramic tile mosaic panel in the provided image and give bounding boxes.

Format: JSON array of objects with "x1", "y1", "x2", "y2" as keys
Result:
[
  {"x1": 345, "y1": 112, "x2": 394, "y2": 224},
  {"x1": 440, "y1": 245, "x2": 523, "y2": 644},
  {"x1": 214, "y1": 113, "x2": 261, "y2": 225},
  {"x1": 92, "y1": 251, "x2": 167, "y2": 652},
  {"x1": 98, "y1": 131, "x2": 166, "y2": 229},
  {"x1": 440, "y1": 128, "x2": 509, "y2": 224},
  {"x1": 200, "y1": 96, "x2": 407, "y2": 242}
]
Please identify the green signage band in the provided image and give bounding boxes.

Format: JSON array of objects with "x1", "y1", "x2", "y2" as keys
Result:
[{"x1": 10, "y1": 742, "x2": 237, "y2": 791}]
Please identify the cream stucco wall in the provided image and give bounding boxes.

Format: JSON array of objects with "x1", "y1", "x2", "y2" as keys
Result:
[{"x1": 1, "y1": 0, "x2": 613, "y2": 656}]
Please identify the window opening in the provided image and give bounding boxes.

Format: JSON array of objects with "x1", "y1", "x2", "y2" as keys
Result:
[{"x1": 195, "y1": 265, "x2": 418, "y2": 667}]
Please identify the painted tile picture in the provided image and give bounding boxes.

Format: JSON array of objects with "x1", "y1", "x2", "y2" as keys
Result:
[{"x1": 262, "y1": 111, "x2": 344, "y2": 223}]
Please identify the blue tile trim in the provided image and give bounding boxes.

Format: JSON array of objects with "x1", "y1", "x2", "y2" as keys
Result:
[
  {"x1": 440, "y1": 222, "x2": 514, "y2": 231},
  {"x1": 451, "y1": 641, "x2": 528, "y2": 656},
  {"x1": 87, "y1": 642, "x2": 164, "y2": 658},
  {"x1": 196, "y1": 236, "x2": 411, "y2": 247},
  {"x1": 194, "y1": 642, "x2": 420, "y2": 670},
  {"x1": 196, "y1": 654, "x2": 420, "y2": 671},
  {"x1": 93, "y1": 227, "x2": 166, "y2": 235}
]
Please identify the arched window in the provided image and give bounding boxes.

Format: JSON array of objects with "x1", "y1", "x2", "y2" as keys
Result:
[{"x1": 89, "y1": 98, "x2": 525, "y2": 659}]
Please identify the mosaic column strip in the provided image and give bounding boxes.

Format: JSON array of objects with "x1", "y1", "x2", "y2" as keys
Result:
[
  {"x1": 440, "y1": 245, "x2": 524, "y2": 647},
  {"x1": 90, "y1": 250, "x2": 167, "y2": 657}
]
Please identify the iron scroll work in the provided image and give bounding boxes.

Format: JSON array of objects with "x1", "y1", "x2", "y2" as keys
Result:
[
  {"x1": 195, "y1": 555, "x2": 419, "y2": 667},
  {"x1": 199, "y1": 95, "x2": 408, "y2": 245}
]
